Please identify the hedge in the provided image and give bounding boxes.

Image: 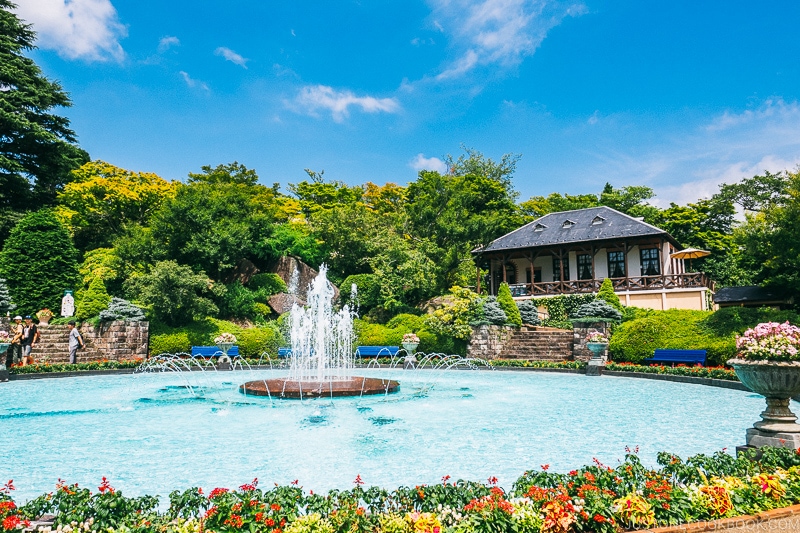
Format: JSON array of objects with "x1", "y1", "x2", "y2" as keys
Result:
[{"x1": 148, "y1": 318, "x2": 284, "y2": 358}]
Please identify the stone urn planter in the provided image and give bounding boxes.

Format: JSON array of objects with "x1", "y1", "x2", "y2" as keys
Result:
[
  {"x1": 402, "y1": 342, "x2": 419, "y2": 355},
  {"x1": 728, "y1": 358, "x2": 800, "y2": 448},
  {"x1": 216, "y1": 342, "x2": 235, "y2": 357},
  {"x1": 586, "y1": 342, "x2": 607, "y2": 361}
]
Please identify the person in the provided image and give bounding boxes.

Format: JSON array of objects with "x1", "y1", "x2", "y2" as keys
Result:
[
  {"x1": 67, "y1": 320, "x2": 84, "y2": 364},
  {"x1": 7, "y1": 315, "x2": 23, "y2": 367},
  {"x1": 20, "y1": 315, "x2": 39, "y2": 366}
]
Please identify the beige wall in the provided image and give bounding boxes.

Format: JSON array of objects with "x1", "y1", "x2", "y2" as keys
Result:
[{"x1": 622, "y1": 289, "x2": 709, "y2": 311}]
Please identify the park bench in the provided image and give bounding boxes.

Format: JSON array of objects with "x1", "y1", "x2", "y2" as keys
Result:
[
  {"x1": 278, "y1": 347, "x2": 292, "y2": 358},
  {"x1": 190, "y1": 346, "x2": 240, "y2": 357},
  {"x1": 355, "y1": 346, "x2": 400, "y2": 358},
  {"x1": 643, "y1": 349, "x2": 707, "y2": 367}
]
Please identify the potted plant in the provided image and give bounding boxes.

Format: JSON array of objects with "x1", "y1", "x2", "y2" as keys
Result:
[
  {"x1": 36, "y1": 308, "x2": 53, "y2": 325},
  {"x1": 214, "y1": 332, "x2": 237, "y2": 357},
  {"x1": 585, "y1": 330, "x2": 608, "y2": 361},
  {"x1": 728, "y1": 321, "x2": 800, "y2": 448},
  {"x1": 402, "y1": 333, "x2": 420, "y2": 355}
]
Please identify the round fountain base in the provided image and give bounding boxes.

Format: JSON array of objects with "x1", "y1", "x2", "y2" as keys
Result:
[{"x1": 240, "y1": 377, "x2": 400, "y2": 398}]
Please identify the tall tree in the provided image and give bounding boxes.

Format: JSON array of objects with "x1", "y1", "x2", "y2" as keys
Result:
[
  {"x1": 0, "y1": 209, "x2": 80, "y2": 313},
  {"x1": 0, "y1": 1, "x2": 88, "y2": 215}
]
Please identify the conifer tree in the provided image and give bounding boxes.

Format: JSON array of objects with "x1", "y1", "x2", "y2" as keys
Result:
[
  {"x1": 597, "y1": 278, "x2": 624, "y2": 312},
  {"x1": 76, "y1": 276, "x2": 111, "y2": 321},
  {"x1": 496, "y1": 282, "x2": 522, "y2": 327}
]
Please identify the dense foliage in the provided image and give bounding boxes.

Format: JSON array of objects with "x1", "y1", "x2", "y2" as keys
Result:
[
  {"x1": 0, "y1": 209, "x2": 80, "y2": 313},
  {"x1": 6, "y1": 447, "x2": 800, "y2": 533}
]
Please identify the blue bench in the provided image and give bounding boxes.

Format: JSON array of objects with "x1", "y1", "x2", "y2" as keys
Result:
[
  {"x1": 278, "y1": 347, "x2": 292, "y2": 358},
  {"x1": 191, "y1": 346, "x2": 240, "y2": 357},
  {"x1": 643, "y1": 349, "x2": 706, "y2": 366},
  {"x1": 355, "y1": 346, "x2": 400, "y2": 358}
]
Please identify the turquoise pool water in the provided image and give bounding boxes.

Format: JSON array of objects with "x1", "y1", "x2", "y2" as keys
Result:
[{"x1": 0, "y1": 369, "x2": 766, "y2": 503}]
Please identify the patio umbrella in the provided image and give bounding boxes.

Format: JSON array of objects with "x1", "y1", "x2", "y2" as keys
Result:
[{"x1": 670, "y1": 248, "x2": 711, "y2": 271}]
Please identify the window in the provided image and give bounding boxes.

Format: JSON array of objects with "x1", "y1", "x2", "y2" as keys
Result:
[
  {"x1": 534, "y1": 223, "x2": 547, "y2": 232},
  {"x1": 577, "y1": 254, "x2": 593, "y2": 280},
  {"x1": 553, "y1": 256, "x2": 570, "y2": 281},
  {"x1": 562, "y1": 219, "x2": 575, "y2": 229},
  {"x1": 591, "y1": 215, "x2": 605, "y2": 225},
  {"x1": 607, "y1": 251, "x2": 625, "y2": 278},
  {"x1": 526, "y1": 267, "x2": 542, "y2": 284},
  {"x1": 493, "y1": 262, "x2": 517, "y2": 288},
  {"x1": 640, "y1": 248, "x2": 660, "y2": 276}
]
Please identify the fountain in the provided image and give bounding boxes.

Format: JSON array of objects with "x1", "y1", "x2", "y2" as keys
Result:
[{"x1": 240, "y1": 266, "x2": 399, "y2": 398}]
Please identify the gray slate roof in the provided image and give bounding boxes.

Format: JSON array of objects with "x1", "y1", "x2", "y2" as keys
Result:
[{"x1": 477, "y1": 206, "x2": 672, "y2": 254}]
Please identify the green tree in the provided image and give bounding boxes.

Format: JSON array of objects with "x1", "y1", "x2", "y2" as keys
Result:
[
  {"x1": 0, "y1": 1, "x2": 89, "y2": 213},
  {"x1": 151, "y1": 163, "x2": 279, "y2": 279},
  {"x1": 124, "y1": 260, "x2": 219, "y2": 326},
  {"x1": 56, "y1": 160, "x2": 176, "y2": 251},
  {"x1": 596, "y1": 278, "x2": 623, "y2": 312},
  {"x1": 735, "y1": 170, "x2": 800, "y2": 299},
  {"x1": 520, "y1": 192, "x2": 599, "y2": 219},
  {"x1": 717, "y1": 170, "x2": 792, "y2": 212},
  {"x1": 496, "y1": 282, "x2": 522, "y2": 326},
  {"x1": 599, "y1": 183, "x2": 660, "y2": 222},
  {"x1": 75, "y1": 276, "x2": 111, "y2": 321},
  {"x1": 0, "y1": 209, "x2": 80, "y2": 312}
]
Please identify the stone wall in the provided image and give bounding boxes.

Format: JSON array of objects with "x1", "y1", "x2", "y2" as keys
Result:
[
  {"x1": 467, "y1": 325, "x2": 516, "y2": 360},
  {"x1": 572, "y1": 321, "x2": 609, "y2": 361},
  {"x1": 1, "y1": 318, "x2": 149, "y2": 364}
]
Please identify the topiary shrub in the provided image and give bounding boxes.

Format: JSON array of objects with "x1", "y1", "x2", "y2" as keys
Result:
[
  {"x1": 386, "y1": 313, "x2": 426, "y2": 332},
  {"x1": 496, "y1": 283, "x2": 522, "y2": 326},
  {"x1": 0, "y1": 209, "x2": 80, "y2": 312},
  {"x1": 482, "y1": 297, "x2": 507, "y2": 325},
  {"x1": 99, "y1": 297, "x2": 145, "y2": 321},
  {"x1": 596, "y1": 277, "x2": 624, "y2": 312},
  {"x1": 570, "y1": 300, "x2": 622, "y2": 323},
  {"x1": 517, "y1": 300, "x2": 541, "y2": 326},
  {"x1": 75, "y1": 276, "x2": 111, "y2": 321},
  {"x1": 342, "y1": 273, "x2": 382, "y2": 311}
]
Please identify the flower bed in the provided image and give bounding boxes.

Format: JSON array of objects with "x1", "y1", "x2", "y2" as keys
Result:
[
  {"x1": 4, "y1": 448, "x2": 800, "y2": 532},
  {"x1": 7, "y1": 359, "x2": 143, "y2": 375},
  {"x1": 604, "y1": 362, "x2": 739, "y2": 381}
]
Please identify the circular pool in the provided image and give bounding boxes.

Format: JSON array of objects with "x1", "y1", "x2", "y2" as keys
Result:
[{"x1": 0, "y1": 368, "x2": 766, "y2": 502}]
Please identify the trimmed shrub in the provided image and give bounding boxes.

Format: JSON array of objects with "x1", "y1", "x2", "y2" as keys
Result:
[
  {"x1": 702, "y1": 306, "x2": 800, "y2": 337},
  {"x1": 354, "y1": 318, "x2": 462, "y2": 355},
  {"x1": 496, "y1": 282, "x2": 522, "y2": 326},
  {"x1": 148, "y1": 318, "x2": 283, "y2": 358},
  {"x1": 247, "y1": 273, "x2": 287, "y2": 297},
  {"x1": 517, "y1": 300, "x2": 541, "y2": 326},
  {"x1": 75, "y1": 276, "x2": 111, "y2": 321},
  {"x1": 99, "y1": 297, "x2": 145, "y2": 321},
  {"x1": 482, "y1": 297, "x2": 507, "y2": 325},
  {"x1": 386, "y1": 313, "x2": 426, "y2": 332},
  {"x1": 609, "y1": 309, "x2": 732, "y2": 365},
  {"x1": 0, "y1": 209, "x2": 80, "y2": 312},
  {"x1": 597, "y1": 277, "x2": 623, "y2": 312},
  {"x1": 570, "y1": 300, "x2": 622, "y2": 322},
  {"x1": 424, "y1": 286, "x2": 483, "y2": 340},
  {"x1": 534, "y1": 294, "x2": 594, "y2": 329},
  {"x1": 342, "y1": 273, "x2": 382, "y2": 311}
]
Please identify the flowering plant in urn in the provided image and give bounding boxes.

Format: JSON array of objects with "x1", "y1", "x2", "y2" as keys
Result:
[
  {"x1": 214, "y1": 332, "x2": 237, "y2": 344},
  {"x1": 585, "y1": 331, "x2": 608, "y2": 344},
  {"x1": 735, "y1": 321, "x2": 800, "y2": 361},
  {"x1": 0, "y1": 331, "x2": 8, "y2": 342},
  {"x1": 402, "y1": 333, "x2": 420, "y2": 345}
]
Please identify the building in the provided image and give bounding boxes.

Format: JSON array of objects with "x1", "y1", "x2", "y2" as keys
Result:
[
  {"x1": 713, "y1": 286, "x2": 792, "y2": 309},
  {"x1": 472, "y1": 206, "x2": 714, "y2": 311}
]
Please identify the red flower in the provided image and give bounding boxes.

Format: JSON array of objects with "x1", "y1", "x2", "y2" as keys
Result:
[
  {"x1": 442, "y1": 475, "x2": 451, "y2": 484},
  {"x1": 541, "y1": 464, "x2": 550, "y2": 471},
  {"x1": 98, "y1": 477, "x2": 115, "y2": 494},
  {"x1": 208, "y1": 487, "x2": 229, "y2": 499},
  {"x1": 0, "y1": 481, "x2": 14, "y2": 494},
  {"x1": 239, "y1": 478, "x2": 258, "y2": 491},
  {"x1": 353, "y1": 475, "x2": 364, "y2": 486},
  {"x1": 487, "y1": 476, "x2": 498, "y2": 485},
  {"x1": 271, "y1": 503, "x2": 281, "y2": 512}
]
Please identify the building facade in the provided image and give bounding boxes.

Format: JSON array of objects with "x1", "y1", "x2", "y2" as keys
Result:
[{"x1": 472, "y1": 206, "x2": 714, "y2": 311}]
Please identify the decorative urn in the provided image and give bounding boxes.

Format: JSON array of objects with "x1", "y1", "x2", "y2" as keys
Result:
[{"x1": 729, "y1": 321, "x2": 800, "y2": 448}]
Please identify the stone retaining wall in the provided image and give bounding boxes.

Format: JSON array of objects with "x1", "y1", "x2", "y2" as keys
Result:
[{"x1": 467, "y1": 325, "x2": 516, "y2": 360}]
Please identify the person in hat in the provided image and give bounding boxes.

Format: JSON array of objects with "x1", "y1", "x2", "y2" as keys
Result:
[
  {"x1": 7, "y1": 315, "x2": 23, "y2": 367},
  {"x1": 67, "y1": 320, "x2": 84, "y2": 364},
  {"x1": 20, "y1": 315, "x2": 39, "y2": 366}
]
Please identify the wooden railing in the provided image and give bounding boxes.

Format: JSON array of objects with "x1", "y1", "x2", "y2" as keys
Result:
[{"x1": 507, "y1": 273, "x2": 714, "y2": 297}]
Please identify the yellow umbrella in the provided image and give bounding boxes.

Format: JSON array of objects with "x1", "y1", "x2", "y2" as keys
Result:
[{"x1": 670, "y1": 248, "x2": 711, "y2": 271}]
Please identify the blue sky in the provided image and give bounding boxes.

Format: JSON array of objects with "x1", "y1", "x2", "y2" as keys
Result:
[{"x1": 14, "y1": 0, "x2": 800, "y2": 205}]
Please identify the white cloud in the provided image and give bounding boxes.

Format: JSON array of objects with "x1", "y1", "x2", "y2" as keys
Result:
[
  {"x1": 579, "y1": 98, "x2": 800, "y2": 206},
  {"x1": 158, "y1": 36, "x2": 180, "y2": 52},
  {"x1": 179, "y1": 71, "x2": 209, "y2": 91},
  {"x1": 410, "y1": 154, "x2": 448, "y2": 173},
  {"x1": 429, "y1": 0, "x2": 587, "y2": 80},
  {"x1": 214, "y1": 47, "x2": 248, "y2": 68},
  {"x1": 14, "y1": 0, "x2": 127, "y2": 62},
  {"x1": 293, "y1": 85, "x2": 400, "y2": 122}
]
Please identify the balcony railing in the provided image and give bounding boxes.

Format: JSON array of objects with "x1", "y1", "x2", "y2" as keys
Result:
[{"x1": 507, "y1": 273, "x2": 714, "y2": 297}]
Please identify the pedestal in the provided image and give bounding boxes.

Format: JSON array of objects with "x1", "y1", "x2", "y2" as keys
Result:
[
  {"x1": 745, "y1": 428, "x2": 800, "y2": 448},
  {"x1": 586, "y1": 359, "x2": 604, "y2": 376},
  {"x1": 0, "y1": 365, "x2": 8, "y2": 382}
]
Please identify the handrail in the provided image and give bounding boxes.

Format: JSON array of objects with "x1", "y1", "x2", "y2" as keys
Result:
[{"x1": 504, "y1": 273, "x2": 713, "y2": 296}]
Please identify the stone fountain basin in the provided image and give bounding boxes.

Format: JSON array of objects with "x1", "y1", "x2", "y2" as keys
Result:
[{"x1": 240, "y1": 377, "x2": 400, "y2": 398}]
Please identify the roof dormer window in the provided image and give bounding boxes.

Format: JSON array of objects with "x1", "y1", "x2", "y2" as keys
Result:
[
  {"x1": 534, "y1": 223, "x2": 547, "y2": 232},
  {"x1": 562, "y1": 219, "x2": 575, "y2": 229},
  {"x1": 591, "y1": 215, "x2": 605, "y2": 225}
]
